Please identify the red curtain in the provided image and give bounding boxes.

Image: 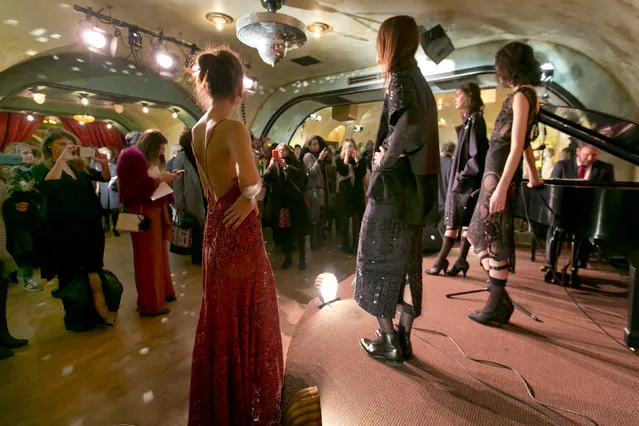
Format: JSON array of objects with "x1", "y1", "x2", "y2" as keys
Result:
[
  {"x1": 60, "y1": 118, "x2": 125, "y2": 151},
  {"x1": 0, "y1": 112, "x2": 44, "y2": 152}
]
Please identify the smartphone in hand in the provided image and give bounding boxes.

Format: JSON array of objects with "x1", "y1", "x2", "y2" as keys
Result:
[
  {"x1": 272, "y1": 150, "x2": 281, "y2": 161},
  {"x1": 79, "y1": 147, "x2": 96, "y2": 158}
]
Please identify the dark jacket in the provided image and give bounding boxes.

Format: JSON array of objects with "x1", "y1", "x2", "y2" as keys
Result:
[
  {"x1": 551, "y1": 159, "x2": 615, "y2": 181},
  {"x1": 438, "y1": 156, "x2": 453, "y2": 210},
  {"x1": 263, "y1": 160, "x2": 310, "y2": 243},
  {"x1": 336, "y1": 156, "x2": 367, "y2": 216},
  {"x1": 372, "y1": 63, "x2": 440, "y2": 177},
  {"x1": 367, "y1": 63, "x2": 439, "y2": 225}
]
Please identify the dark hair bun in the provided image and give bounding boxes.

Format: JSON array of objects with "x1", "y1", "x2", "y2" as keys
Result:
[{"x1": 194, "y1": 48, "x2": 245, "y2": 107}]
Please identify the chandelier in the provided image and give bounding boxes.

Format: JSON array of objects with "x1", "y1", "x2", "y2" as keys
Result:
[{"x1": 236, "y1": 0, "x2": 307, "y2": 66}]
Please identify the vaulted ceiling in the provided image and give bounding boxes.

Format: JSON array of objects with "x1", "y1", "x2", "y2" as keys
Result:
[{"x1": 1, "y1": 0, "x2": 638, "y2": 101}]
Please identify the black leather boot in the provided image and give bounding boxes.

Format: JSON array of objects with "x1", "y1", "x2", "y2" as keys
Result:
[
  {"x1": 360, "y1": 331, "x2": 404, "y2": 367},
  {"x1": 376, "y1": 326, "x2": 412, "y2": 360}
]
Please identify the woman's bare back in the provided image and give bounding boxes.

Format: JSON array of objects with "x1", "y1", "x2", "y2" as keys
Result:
[{"x1": 191, "y1": 114, "x2": 260, "y2": 203}]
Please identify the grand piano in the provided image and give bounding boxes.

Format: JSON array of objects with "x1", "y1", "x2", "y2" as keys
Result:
[{"x1": 514, "y1": 104, "x2": 639, "y2": 348}]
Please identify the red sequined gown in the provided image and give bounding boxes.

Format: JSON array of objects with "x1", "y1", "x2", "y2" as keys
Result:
[{"x1": 188, "y1": 183, "x2": 284, "y2": 425}]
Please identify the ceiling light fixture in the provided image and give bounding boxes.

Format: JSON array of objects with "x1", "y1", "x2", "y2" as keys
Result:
[
  {"x1": 236, "y1": 0, "x2": 307, "y2": 66},
  {"x1": 113, "y1": 104, "x2": 124, "y2": 114},
  {"x1": 74, "y1": 114, "x2": 95, "y2": 124},
  {"x1": 141, "y1": 103, "x2": 149, "y2": 114},
  {"x1": 205, "y1": 12, "x2": 234, "y2": 32},
  {"x1": 243, "y1": 76, "x2": 258, "y2": 93},
  {"x1": 31, "y1": 91, "x2": 46, "y2": 105},
  {"x1": 106, "y1": 122, "x2": 113, "y2": 129},
  {"x1": 80, "y1": 94, "x2": 89, "y2": 106},
  {"x1": 26, "y1": 114, "x2": 35, "y2": 122},
  {"x1": 306, "y1": 22, "x2": 331, "y2": 39},
  {"x1": 171, "y1": 108, "x2": 179, "y2": 119}
]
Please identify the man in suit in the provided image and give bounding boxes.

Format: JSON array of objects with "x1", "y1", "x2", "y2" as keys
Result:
[{"x1": 544, "y1": 142, "x2": 615, "y2": 280}]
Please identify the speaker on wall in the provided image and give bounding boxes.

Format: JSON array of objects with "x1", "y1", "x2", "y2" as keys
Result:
[{"x1": 420, "y1": 24, "x2": 455, "y2": 65}]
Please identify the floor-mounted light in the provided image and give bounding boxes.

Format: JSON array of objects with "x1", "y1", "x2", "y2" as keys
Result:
[{"x1": 315, "y1": 273, "x2": 340, "y2": 308}]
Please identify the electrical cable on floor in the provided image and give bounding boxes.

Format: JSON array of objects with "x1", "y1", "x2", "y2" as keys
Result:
[
  {"x1": 412, "y1": 326, "x2": 599, "y2": 426},
  {"x1": 521, "y1": 186, "x2": 638, "y2": 358}
]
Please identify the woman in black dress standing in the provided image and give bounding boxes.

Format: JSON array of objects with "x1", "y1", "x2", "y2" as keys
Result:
[
  {"x1": 336, "y1": 139, "x2": 367, "y2": 254},
  {"x1": 466, "y1": 42, "x2": 544, "y2": 325},
  {"x1": 427, "y1": 83, "x2": 489, "y2": 276},
  {"x1": 356, "y1": 15, "x2": 440, "y2": 366}
]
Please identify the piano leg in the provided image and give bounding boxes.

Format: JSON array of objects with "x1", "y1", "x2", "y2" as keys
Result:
[
  {"x1": 624, "y1": 253, "x2": 639, "y2": 349},
  {"x1": 569, "y1": 237, "x2": 582, "y2": 289}
]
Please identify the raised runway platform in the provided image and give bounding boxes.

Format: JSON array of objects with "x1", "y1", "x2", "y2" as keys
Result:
[{"x1": 283, "y1": 250, "x2": 639, "y2": 425}]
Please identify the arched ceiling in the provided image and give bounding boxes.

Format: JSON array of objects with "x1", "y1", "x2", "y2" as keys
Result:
[{"x1": 1, "y1": 1, "x2": 637, "y2": 97}]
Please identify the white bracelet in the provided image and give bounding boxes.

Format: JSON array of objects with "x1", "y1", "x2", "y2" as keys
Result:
[{"x1": 241, "y1": 182, "x2": 262, "y2": 200}]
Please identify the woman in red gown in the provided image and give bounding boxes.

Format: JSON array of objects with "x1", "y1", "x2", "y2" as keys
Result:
[{"x1": 188, "y1": 48, "x2": 284, "y2": 425}]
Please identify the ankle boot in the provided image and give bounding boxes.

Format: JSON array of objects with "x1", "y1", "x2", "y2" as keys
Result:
[
  {"x1": 360, "y1": 331, "x2": 404, "y2": 367},
  {"x1": 375, "y1": 326, "x2": 413, "y2": 360}
]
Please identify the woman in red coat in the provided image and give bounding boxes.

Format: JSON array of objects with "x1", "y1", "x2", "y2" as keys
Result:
[{"x1": 117, "y1": 130, "x2": 181, "y2": 315}]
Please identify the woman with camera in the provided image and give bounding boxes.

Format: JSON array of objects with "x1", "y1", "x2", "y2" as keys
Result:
[
  {"x1": 301, "y1": 135, "x2": 329, "y2": 249},
  {"x1": 117, "y1": 130, "x2": 180, "y2": 316},
  {"x1": 336, "y1": 139, "x2": 367, "y2": 254},
  {"x1": 32, "y1": 128, "x2": 114, "y2": 331}
]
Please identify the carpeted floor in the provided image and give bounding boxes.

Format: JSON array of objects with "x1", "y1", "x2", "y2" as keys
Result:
[{"x1": 283, "y1": 249, "x2": 639, "y2": 425}]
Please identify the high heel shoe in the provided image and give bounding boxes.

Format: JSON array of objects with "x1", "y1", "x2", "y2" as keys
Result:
[
  {"x1": 446, "y1": 260, "x2": 470, "y2": 277},
  {"x1": 467, "y1": 301, "x2": 512, "y2": 326},
  {"x1": 426, "y1": 259, "x2": 449, "y2": 276}
]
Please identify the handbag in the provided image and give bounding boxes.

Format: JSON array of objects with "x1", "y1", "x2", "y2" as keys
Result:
[
  {"x1": 115, "y1": 208, "x2": 151, "y2": 232},
  {"x1": 170, "y1": 210, "x2": 196, "y2": 255}
]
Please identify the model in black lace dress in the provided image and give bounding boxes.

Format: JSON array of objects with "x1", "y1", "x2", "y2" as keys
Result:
[
  {"x1": 356, "y1": 16, "x2": 439, "y2": 366},
  {"x1": 427, "y1": 83, "x2": 489, "y2": 277},
  {"x1": 466, "y1": 42, "x2": 544, "y2": 326}
]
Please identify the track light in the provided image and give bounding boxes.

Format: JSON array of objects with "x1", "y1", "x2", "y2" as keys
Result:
[
  {"x1": 128, "y1": 29, "x2": 143, "y2": 50},
  {"x1": 243, "y1": 76, "x2": 258, "y2": 93},
  {"x1": 78, "y1": 26, "x2": 117, "y2": 57},
  {"x1": 315, "y1": 273, "x2": 340, "y2": 308}
]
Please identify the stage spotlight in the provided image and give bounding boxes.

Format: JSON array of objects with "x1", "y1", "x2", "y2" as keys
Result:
[
  {"x1": 315, "y1": 273, "x2": 340, "y2": 308},
  {"x1": 243, "y1": 76, "x2": 258, "y2": 93},
  {"x1": 154, "y1": 48, "x2": 180, "y2": 77},
  {"x1": 78, "y1": 26, "x2": 117, "y2": 57}
]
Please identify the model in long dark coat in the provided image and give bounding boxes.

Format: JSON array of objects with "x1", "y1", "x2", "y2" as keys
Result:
[{"x1": 427, "y1": 108, "x2": 489, "y2": 277}]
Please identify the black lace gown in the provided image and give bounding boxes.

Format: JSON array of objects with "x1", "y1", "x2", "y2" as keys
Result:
[{"x1": 467, "y1": 87, "x2": 538, "y2": 271}]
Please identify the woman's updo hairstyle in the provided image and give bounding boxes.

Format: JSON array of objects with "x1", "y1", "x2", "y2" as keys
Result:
[
  {"x1": 194, "y1": 47, "x2": 245, "y2": 108},
  {"x1": 494, "y1": 42, "x2": 542, "y2": 88}
]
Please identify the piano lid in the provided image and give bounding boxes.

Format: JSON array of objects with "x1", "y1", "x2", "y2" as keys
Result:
[{"x1": 539, "y1": 104, "x2": 639, "y2": 166}]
